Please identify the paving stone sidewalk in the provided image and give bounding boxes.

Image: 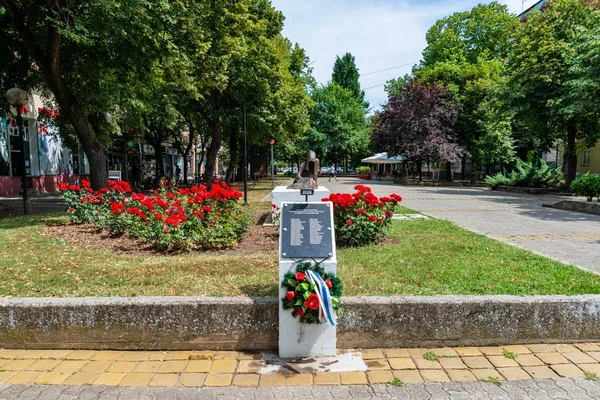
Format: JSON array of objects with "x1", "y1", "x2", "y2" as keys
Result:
[
  {"x1": 1, "y1": 344, "x2": 600, "y2": 392},
  {"x1": 2, "y1": 379, "x2": 600, "y2": 399}
]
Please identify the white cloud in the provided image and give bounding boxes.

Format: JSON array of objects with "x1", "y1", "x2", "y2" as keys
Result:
[{"x1": 272, "y1": 0, "x2": 537, "y2": 112}]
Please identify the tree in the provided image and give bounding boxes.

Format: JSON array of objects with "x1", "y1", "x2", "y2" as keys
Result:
[
  {"x1": 188, "y1": 0, "x2": 286, "y2": 182},
  {"x1": 502, "y1": 0, "x2": 600, "y2": 185},
  {"x1": 332, "y1": 52, "x2": 368, "y2": 110},
  {"x1": 372, "y1": 79, "x2": 461, "y2": 181},
  {"x1": 414, "y1": 2, "x2": 518, "y2": 179},
  {"x1": 306, "y1": 83, "x2": 368, "y2": 169},
  {"x1": 0, "y1": 0, "x2": 206, "y2": 189}
]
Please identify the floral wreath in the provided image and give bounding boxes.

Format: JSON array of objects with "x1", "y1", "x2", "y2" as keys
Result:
[{"x1": 281, "y1": 261, "x2": 342, "y2": 325}]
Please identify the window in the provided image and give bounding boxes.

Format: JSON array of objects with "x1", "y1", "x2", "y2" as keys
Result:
[{"x1": 582, "y1": 149, "x2": 591, "y2": 166}]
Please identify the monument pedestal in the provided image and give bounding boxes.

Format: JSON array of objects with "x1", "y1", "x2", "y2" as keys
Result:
[
  {"x1": 278, "y1": 202, "x2": 337, "y2": 358},
  {"x1": 271, "y1": 186, "x2": 330, "y2": 211},
  {"x1": 278, "y1": 259, "x2": 337, "y2": 358}
]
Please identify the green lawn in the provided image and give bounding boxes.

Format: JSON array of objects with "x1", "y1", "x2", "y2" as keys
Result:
[{"x1": 0, "y1": 180, "x2": 599, "y2": 297}]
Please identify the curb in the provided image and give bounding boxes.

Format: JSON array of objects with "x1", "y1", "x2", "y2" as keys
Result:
[{"x1": 2, "y1": 295, "x2": 600, "y2": 350}]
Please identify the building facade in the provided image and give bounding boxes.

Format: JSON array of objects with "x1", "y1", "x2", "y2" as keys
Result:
[{"x1": 0, "y1": 94, "x2": 90, "y2": 197}]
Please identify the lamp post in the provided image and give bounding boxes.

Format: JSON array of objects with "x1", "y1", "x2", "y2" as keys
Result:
[
  {"x1": 269, "y1": 139, "x2": 275, "y2": 188},
  {"x1": 5, "y1": 88, "x2": 31, "y2": 215},
  {"x1": 243, "y1": 105, "x2": 248, "y2": 204}
]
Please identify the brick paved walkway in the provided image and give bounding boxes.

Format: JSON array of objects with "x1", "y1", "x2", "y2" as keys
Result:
[
  {"x1": 1, "y1": 344, "x2": 600, "y2": 392},
  {"x1": 323, "y1": 178, "x2": 600, "y2": 273}
]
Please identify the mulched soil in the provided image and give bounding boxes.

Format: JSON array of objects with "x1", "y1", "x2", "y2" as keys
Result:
[{"x1": 43, "y1": 211, "x2": 279, "y2": 256}]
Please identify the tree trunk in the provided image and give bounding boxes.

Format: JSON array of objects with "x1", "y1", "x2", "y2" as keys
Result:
[
  {"x1": 204, "y1": 90, "x2": 222, "y2": 185},
  {"x1": 225, "y1": 129, "x2": 239, "y2": 184},
  {"x1": 461, "y1": 155, "x2": 467, "y2": 180},
  {"x1": 446, "y1": 161, "x2": 452, "y2": 182},
  {"x1": 152, "y1": 145, "x2": 164, "y2": 180},
  {"x1": 417, "y1": 160, "x2": 422, "y2": 182},
  {"x1": 563, "y1": 119, "x2": 578, "y2": 187}
]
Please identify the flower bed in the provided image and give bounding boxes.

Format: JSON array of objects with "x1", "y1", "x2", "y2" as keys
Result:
[
  {"x1": 322, "y1": 184, "x2": 402, "y2": 247},
  {"x1": 59, "y1": 179, "x2": 251, "y2": 251}
]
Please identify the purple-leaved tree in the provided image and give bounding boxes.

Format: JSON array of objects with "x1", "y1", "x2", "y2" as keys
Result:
[{"x1": 372, "y1": 79, "x2": 462, "y2": 181}]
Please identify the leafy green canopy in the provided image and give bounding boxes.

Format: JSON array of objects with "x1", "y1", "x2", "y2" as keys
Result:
[
  {"x1": 501, "y1": 0, "x2": 600, "y2": 184},
  {"x1": 332, "y1": 52, "x2": 368, "y2": 110},
  {"x1": 412, "y1": 2, "x2": 519, "y2": 170},
  {"x1": 305, "y1": 83, "x2": 368, "y2": 166}
]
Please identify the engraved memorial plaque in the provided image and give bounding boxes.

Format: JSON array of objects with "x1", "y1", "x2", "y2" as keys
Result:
[{"x1": 280, "y1": 203, "x2": 333, "y2": 258}]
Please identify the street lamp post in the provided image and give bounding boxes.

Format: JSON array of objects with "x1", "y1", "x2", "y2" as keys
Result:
[
  {"x1": 269, "y1": 139, "x2": 275, "y2": 188},
  {"x1": 243, "y1": 105, "x2": 248, "y2": 204},
  {"x1": 5, "y1": 88, "x2": 31, "y2": 215}
]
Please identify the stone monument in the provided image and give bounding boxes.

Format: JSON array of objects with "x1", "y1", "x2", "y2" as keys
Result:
[
  {"x1": 278, "y1": 202, "x2": 337, "y2": 358},
  {"x1": 287, "y1": 151, "x2": 320, "y2": 189},
  {"x1": 271, "y1": 150, "x2": 330, "y2": 213}
]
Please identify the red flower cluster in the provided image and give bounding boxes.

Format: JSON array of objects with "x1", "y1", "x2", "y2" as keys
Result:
[
  {"x1": 111, "y1": 202, "x2": 126, "y2": 215},
  {"x1": 323, "y1": 193, "x2": 357, "y2": 209},
  {"x1": 127, "y1": 207, "x2": 147, "y2": 220},
  {"x1": 295, "y1": 272, "x2": 306, "y2": 281},
  {"x1": 164, "y1": 213, "x2": 187, "y2": 227},
  {"x1": 322, "y1": 184, "x2": 403, "y2": 246},
  {"x1": 107, "y1": 179, "x2": 131, "y2": 193},
  {"x1": 303, "y1": 293, "x2": 319, "y2": 310}
]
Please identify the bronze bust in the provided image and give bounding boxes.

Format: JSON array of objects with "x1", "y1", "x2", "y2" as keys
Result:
[{"x1": 287, "y1": 151, "x2": 320, "y2": 189}]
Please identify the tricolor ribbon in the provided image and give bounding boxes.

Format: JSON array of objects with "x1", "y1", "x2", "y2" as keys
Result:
[{"x1": 306, "y1": 269, "x2": 336, "y2": 326}]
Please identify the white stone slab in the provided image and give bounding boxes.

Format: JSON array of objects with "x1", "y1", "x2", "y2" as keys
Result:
[
  {"x1": 279, "y1": 259, "x2": 337, "y2": 358},
  {"x1": 271, "y1": 186, "x2": 330, "y2": 211}
]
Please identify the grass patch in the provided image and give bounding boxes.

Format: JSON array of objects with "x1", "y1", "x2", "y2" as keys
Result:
[
  {"x1": 423, "y1": 352, "x2": 439, "y2": 362},
  {"x1": 388, "y1": 377, "x2": 404, "y2": 387},
  {"x1": 585, "y1": 371, "x2": 598, "y2": 381},
  {"x1": 480, "y1": 376, "x2": 502, "y2": 386},
  {"x1": 503, "y1": 349, "x2": 518, "y2": 360},
  {"x1": 1, "y1": 185, "x2": 600, "y2": 297}
]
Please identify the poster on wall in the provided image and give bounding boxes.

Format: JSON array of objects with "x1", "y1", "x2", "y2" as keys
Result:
[
  {"x1": 6, "y1": 118, "x2": 29, "y2": 140},
  {"x1": 0, "y1": 118, "x2": 9, "y2": 175},
  {"x1": 37, "y1": 122, "x2": 71, "y2": 175}
]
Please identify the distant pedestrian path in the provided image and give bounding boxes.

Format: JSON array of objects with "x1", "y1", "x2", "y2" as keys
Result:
[{"x1": 324, "y1": 178, "x2": 600, "y2": 274}]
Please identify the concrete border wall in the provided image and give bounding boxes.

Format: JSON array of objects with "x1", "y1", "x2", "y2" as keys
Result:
[
  {"x1": 545, "y1": 200, "x2": 600, "y2": 216},
  {"x1": 1, "y1": 295, "x2": 600, "y2": 350},
  {"x1": 495, "y1": 186, "x2": 562, "y2": 195}
]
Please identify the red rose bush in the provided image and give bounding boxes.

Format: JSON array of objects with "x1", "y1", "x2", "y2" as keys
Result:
[
  {"x1": 60, "y1": 179, "x2": 251, "y2": 251},
  {"x1": 322, "y1": 184, "x2": 402, "y2": 247}
]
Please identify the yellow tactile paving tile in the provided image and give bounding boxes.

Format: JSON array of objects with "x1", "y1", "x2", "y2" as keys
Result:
[{"x1": 0, "y1": 344, "x2": 597, "y2": 388}]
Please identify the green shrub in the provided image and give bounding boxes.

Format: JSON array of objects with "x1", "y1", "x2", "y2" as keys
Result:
[
  {"x1": 485, "y1": 173, "x2": 511, "y2": 189},
  {"x1": 571, "y1": 174, "x2": 600, "y2": 201},
  {"x1": 357, "y1": 166, "x2": 371, "y2": 173},
  {"x1": 484, "y1": 158, "x2": 565, "y2": 189}
]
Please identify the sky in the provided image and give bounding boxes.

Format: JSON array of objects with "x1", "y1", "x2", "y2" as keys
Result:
[{"x1": 271, "y1": 0, "x2": 536, "y2": 112}]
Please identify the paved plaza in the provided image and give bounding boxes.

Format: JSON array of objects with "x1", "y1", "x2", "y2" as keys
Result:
[
  {"x1": 324, "y1": 178, "x2": 600, "y2": 274},
  {"x1": 0, "y1": 345, "x2": 599, "y2": 399}
]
